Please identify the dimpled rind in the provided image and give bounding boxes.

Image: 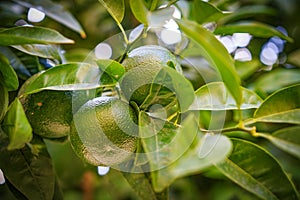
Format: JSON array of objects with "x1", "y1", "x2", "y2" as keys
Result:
[
  {"x1": 70, "y1": 96, "x2": 138, "y2": 166},
  {"x1": 120, "y1": 45, "x2": 182, "y2": 106},
  {"x1": 22, "y1": 90, "x2": 73, "y2": 138}
]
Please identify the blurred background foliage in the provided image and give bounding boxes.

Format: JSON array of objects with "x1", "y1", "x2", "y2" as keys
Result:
[{"x1": 1, "y1": 0, "x2": 300, "y2": 199}]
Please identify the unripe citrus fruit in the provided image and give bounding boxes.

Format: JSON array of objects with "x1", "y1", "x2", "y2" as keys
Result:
[
  {"x1": 22, "y1": 90, "x2": 73, "y2": 138},
  {"x1": 120, "y1": 45, "x2": 182, "y2": 107},
  {"x1": 70, "y1": 96, "x2": 138, "y2": 166}
]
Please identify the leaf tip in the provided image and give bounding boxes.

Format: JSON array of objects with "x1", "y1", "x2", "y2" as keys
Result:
[{"x1": 80, "y1": 31, "x2": 87, "y2": 39}]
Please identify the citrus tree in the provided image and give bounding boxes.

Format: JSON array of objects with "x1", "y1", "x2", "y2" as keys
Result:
[{"x1": 0, "y1": 0, "x2": 300, "y2": 199}]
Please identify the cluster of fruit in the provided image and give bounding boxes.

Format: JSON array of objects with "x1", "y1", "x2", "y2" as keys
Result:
[{"x1": 21, "y1": 45, "x2": 182, "y2": 166}]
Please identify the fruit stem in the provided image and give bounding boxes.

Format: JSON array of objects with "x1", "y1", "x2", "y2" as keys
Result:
[
  {"x1": 117, "y1": 22, "x2": 129, "y2": 45},
  {"x1": 200, "y1": 121, "x2": 257, "y2": 136}
]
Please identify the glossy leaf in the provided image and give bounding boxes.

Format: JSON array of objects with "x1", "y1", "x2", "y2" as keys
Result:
[
  {"x1": 214, "y1": 22, "x2": 293, "y2": 43},
  {"x1": 138, "y1": 112, "x2": 195, "y2": 191},
  {"x1": 190, "y1": 82, "x2": 263, "y2": 110},
  {"x1": 0, "y1": 53, "x2": 19, "y2": 91},
  {"x1": 149, "y1": 114, "x2": 232, "y2": 192},
  {"x1": 2, "y1": 98, "x2": 32, "y2": 150},
  {"x1": 177, "y1": 19, "x2": 242, "y2": 107},
  {"x1": 252, "y1": 68, "x2": 300, "y2": 94},
  {"x1": 218, "y1": 5, "x2": 276, "y2": 25},
  {"x1": 0, "y1": 46, "x2": 31, "y2": 79},
  {"x1": 13, "y1": 0, "x2": 86, "y2": 38},
  {"x1": 215, "y1": 138, "x2": 298, "y2": 200},
  {"x1": 98, "y1": 0, "x2": 125, "y2": 24},
  {"x1": 23, "y1": 63, "x2": 104, "y2": 95},
  {"x1": 0, "y1": 135, "x2": 55, "y2": 200},
  {"x1": 235, "y1": 59, "x2": 261, "y2": 80},
  {"x1": 130, "y1": 0, "x2": 149, "y2": 25},
  {"x1": 0, "y1": 79, "x2": 9, "y2": 121},
  {"x1": 256, "y1": 126, "x2": 300, "y2": 159},
  {"x1": 0, "y1": 26, "x2": 74, "y2": 46},
  {"x1": 12, "y1": 44, "x2": 62, "y2": 61},
  {"x1": 130, "y1": 0, "x2": 174, "y2": 27},
  {"x1": 95, "y1": 59, "x2": 125, "y2": 83},
  {"x1": 254, "y1": 84, "x2": 300, "y2": 124},
  {"x1": 191, "y1": 0, "x2": 227, "y2": 24},
  {"x1": 146, "y1": 67, "x2": 195, "y2": 112}
]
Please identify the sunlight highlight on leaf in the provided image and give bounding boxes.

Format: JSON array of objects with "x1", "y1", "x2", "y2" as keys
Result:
[
  {"x1": 23, "y1": 63, "x2": 103, "y2": 95},
  {"x1": 254, "y1": 84, "x2": 300, "y2": 124},
  {"x1": 190, "y1": 82, "x2": 262, "y2": 110},
  {"x1": 0, "y1": 26, "x2": 74, "y2": 45}
]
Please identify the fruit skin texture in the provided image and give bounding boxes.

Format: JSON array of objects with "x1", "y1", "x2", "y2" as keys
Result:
[
  {"x1": 22, "y1": 90, "x2": 73, "y2": 138},
  {"x1": 70, "y1": 96, "x2": 138, "y2": 166},
  {"x1": 120, "y1": 45, "x2": 182, "y2": 107}
]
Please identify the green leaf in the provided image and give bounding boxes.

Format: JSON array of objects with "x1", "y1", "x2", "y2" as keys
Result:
[
  {"x1": 154, "y1": 134, "x2": 232, "y2": 191},
  {"x1": 2, "y1": 98, "x2": 32, "y2": 150},
  {"x1": 214, "y1": 22, "x2": 293, "y2": 43},
  {"x1": 130, "y1": 0, "x2": 149, "y2": 25},
  {"x1": 215, "y1": 138, "x2": 298, "y2": 200},
  {"x1": 0, "y1": 46, "x2": 31, "y2": 79},
  {"x1": 23, "y1": 63, "x2": 104, "y2": 95},
  {"x1": 177, "y1": 19, "x2": 242, "y2": 107},
  {"x1": 0, "y1": 53, "x2": 19, "y2": 91},
  {"x1": 139, "y1": 112, "x2": 231, "y2": 192},
  {"x1": 52, "y1": 176, "x2": 64, "y2": 200},
  {"x1": 129, "y1": 0, "x2": 174, "y2": 27},
  {"x1": 252, "y1": 68, "x2": 300, "y2": 94},
  {"x1": 218, "y1": 5, "x2": 276, "y2": 25},
  {"x1": 0, "y1": 79, "x2": 9, "y2": 121},
  {"x1": 146, "y1": 67, "x2": 195, "y2": 112},
  {"x1": 12, "y1": 44, "x2": 62, "y2": 62},
  {"x1": 191, "y1": 0, "x2": 227, "y2": 24},
  {"x1": 254, "y1": 84, "x2": 300, "y2": 124},
  {"x1": 149, "y1": 114, "x2": 232, "y2": 192},
  {"x1": 122, "y1": 169, "x2": 157, "y2": 200},
  {"x1": 255, "y1": 126, "x2": 300, "y2": 159},
  {"x1": 0, "y1": 26, "x2": 74, "y2": 46},
  {"x1": 13, "y1": 0, "x2": 86, "y2": 38},
  {"x1": 190, "y1": 82, "x2": 263, "y2": 110},
  {"x1": 95, "y1": 59, "x2": 125, "y2": 83},
  {"x1": 98, "y1": 0, "x2": 125, "y2": 24},
  {"x1": 0, "y1": 135, "x2": 56, "y2": 200},
  {"x1": 235, "y1": 59, "x2": 261, "y2": 80},
  {"x1": 139, "y1": 112, "x2": 187, "y2": 170}
]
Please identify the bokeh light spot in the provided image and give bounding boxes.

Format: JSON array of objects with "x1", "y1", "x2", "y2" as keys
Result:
[
  {"x1": 27, "y1": 7, "x2": 45, "y2": 23},
  {"x1": 232, "y1": 33, "x2": 252, "y2": 47},
  {"x1": 95, "y1": 43, "x2": 112, "y2": 59},
  {"x1": 234, "y1": 48, "x2": 252, "y2": 61},
  {"x1": 161, "y1": 28, "x2": 182, "y2": 45},
  {"x1": 260, "y1": 45, "x2": 278, "y2": 66},
  {"x1": 97, "y1": 166, "x2": 110, "y2": 176},
  {"x1": 219, "y1": 36, "x2": 236, "y2": 54},
  {"x1": 129, "y1": 24, "x2": 144, "y2": 43}
]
